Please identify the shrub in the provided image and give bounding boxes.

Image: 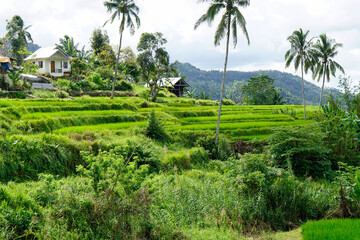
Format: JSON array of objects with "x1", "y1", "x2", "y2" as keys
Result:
[
  {"x1": 32, "y1": 90, "x2": 55, "y2": 99},
  {"x1": 115, "y1": 80, "x2": 133, "y2": 91},
  {"x1": 0, "y1": 186, "x2": 43, "y2": 239},
  {"x1": 145, "y1": 109, "x2": 169, "y2": 142},
  {"x1": 140, "y1": 101, "x2": 149, "y2": 108},
  {"x1": 163, "y1": 150, "x2": 191, "y2": 170},
  {"x1": 222, "y1": 99, "x2": 236, "y2": 105},
  {"x1": 139, "y1": 89, "x2": 150, "y2": 100},
  {"x1": 268, "y1": 125, "x2": 332, "y2": 178},
  {"x1": 95, "y1": 66, "x2": 113, "y2": 80},
  {"x1": 189, "y1": 147, "x2": 210, "y2": 166},
  {"x1": 87, "y1": 73, "x2": 104, "y2": 90},
  {"x1": 54, "y1": 90, "x2": 70, "y2": 99},
  {"x1": 195, "y1": 134, "x2": 232, "y2": 161}
]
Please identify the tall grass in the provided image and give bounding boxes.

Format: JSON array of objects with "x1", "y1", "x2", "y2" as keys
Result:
[{"x1": 0, "y1": 134, "x2": 88, "y2": 182}]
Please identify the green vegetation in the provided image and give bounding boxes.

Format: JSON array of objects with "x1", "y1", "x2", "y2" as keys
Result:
[
  {"x1": 0, "y1": 3, "x2": 357, "y2": 240},
  {"x1": 0, "y1": 95, "x2": 358, "y2": 239},
  {"x1": 302, "y1": 219, "x2": 360, "y2": 240},
  {"x1": 194, "y1": 0, "x2": 250, "y2": 142}
]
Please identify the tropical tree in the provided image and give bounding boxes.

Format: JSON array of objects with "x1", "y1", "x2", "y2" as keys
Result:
[
  {"x1": 103, "y1": 0, "x2": 140, "y2": 99},
  {"x1": 5, "y1": 15, "x2": 33, "y2": 64},
  {"x1": 194, "y1": 0, "x2": 250, "y2": 143},
  {"x1": 285, "y1": 28, "x2": 314, "y2": 119},
  {"x1": 242, "y1": 75, "x2": 284, "y2": 105},
  {"x1": 76, "y1": 46, "x2": 91, "y2": 61},
  {"x1": 312, "y1": 34, "x2": 345, "y2": 109},
  {"x1": 90, "y1": 28, "x2": 110, "y2": 56},
  {"x1": 56, "y1": 35, "x2": 79, "y2": 57},
  {"x1": 137, "y1": 32, "x2": 176, "y2": 102}
]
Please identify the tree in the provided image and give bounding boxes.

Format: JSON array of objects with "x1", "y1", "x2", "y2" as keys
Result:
[
  {"x1": 194, "y1": 0, "x2": 250, "y2": 143},
  {"x1": 90, "y1": 28, "x2": 110, "y2": 56},
  {"x1": 97, "y1": 43, "x2": 116, "y2": 66},
  {"x1": 76, "y1": 46, "x2": 91, "y2": 61},
  {"x1": 225, "y1": 80, "x2": 246, "y2": 105},
  {"x1": 0, "y1": 37, "x2": 9, "y2": 56},
  {"x1": 285, "y1": 28, "x2": 314, "y2": 119},
  {"x1": 56, "y1": 35, "x2": 79, "y2": 57},
  {"x1": 5, "y1": 15, "x2": 33, "y2": 64},
  {"x1": 242, "y1": 75, "x2": 284, "y2": 105},
  {"x1": 103, "y1": 0, "x2": 140, "y2": 99},
  {"x1": 312, "y1": 34, "x2": 345, "y2": 109},
  {"x1": 145, "y1": 109, "x2": 168, "y2": 142},
  {"x1": 137, "y1": 32, "x2": 176, "y2": 102}
]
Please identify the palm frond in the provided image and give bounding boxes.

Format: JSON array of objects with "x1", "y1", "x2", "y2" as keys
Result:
[
  {"x1": 233, "y1": 7, "x2": 250, "y2": 45},
  {"x1": 231, "y1": 17, "x2": 238, "y2": 47},
  {"x1": 214, "y1": 13, "x2": 228, "y2": 46},
  {"x1": 194, "y1": 3, "x2": 224, "y2": 30}
]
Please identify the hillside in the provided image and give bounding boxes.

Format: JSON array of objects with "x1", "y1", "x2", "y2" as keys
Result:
[
  {"x1": 0, "y1": 96, "x2": 350, "y2": 239},
  {"x1": 177, "y1": 62, "x2": 337, "y2": 105}
]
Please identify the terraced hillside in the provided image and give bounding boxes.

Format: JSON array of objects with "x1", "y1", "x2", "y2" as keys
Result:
[{"x1": 0, "y1": 97, "x2": 316, "y2": 140}]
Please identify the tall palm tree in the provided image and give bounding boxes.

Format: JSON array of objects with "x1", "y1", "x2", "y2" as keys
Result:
[
  {"x1": 103, "y1": 0, "x2": 140, "y2": 99},
  {"x1": 312, "y1": 34, "x2": 344, "y2": 109},
  {"x1": 56, "y1": 35, "x2": 79, "y2": 57},
  {"x1": 285, "y1": 28, "x2": 314, "y2": 120},
  {"x1": 194, "y1": 0, "x2": 250, "y2": 143}
]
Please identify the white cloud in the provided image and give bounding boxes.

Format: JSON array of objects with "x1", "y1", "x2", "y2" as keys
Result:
[{"x1": 0, "y1": 0, "x2": 359, "y2": 88}]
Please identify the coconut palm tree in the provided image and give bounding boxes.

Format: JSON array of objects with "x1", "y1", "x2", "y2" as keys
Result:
[
  {"x1": 103, "y1": 0, "x2": 140, "y2": 99},
  {"x1": 5, "y1": 15, "x2": 33, "y2": 64},
  {"x1": 56, "y1": 35, "x2": 79, "y2": 57},
  {"x1": 194, "y1": 0, "x2": 250, "y2": 143},
  {"x1": 312, "y1": 34, "x2": 344, "y2": 109},
  {"x1": 285, "y1": 28, "x2": 314, "y2": 119}
]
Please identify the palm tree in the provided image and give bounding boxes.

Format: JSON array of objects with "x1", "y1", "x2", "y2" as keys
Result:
[
  {"x1": 194, "y1": 0, "x2": 250, "y2": 143},
  {"x1": 56, "y1": 35, "x2": 79, "y2": 57},
  {"x1": 103, "y1": 0, "x2": 140, "y2": 99},
  {"x1": 285, "y1": 28, "x2": 314, "y2": 119},
  {"x1": 312, "y1": 34, "x2": 344, "y2": 109},
  {"x1": 5, "y1": 15, "x2": 33, "y2": 64}
]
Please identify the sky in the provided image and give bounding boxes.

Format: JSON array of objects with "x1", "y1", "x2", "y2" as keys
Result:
[{"x1": 1, "y1": 0, "x2": 360, "y2": 88}]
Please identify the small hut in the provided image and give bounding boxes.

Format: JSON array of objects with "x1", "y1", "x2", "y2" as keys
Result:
[
  {"x1": 0, "y1": 56, "x2": 14, "y2": 73},
  {"x1": 160, "y1": 77, "x2": 189, "y2": 97}
]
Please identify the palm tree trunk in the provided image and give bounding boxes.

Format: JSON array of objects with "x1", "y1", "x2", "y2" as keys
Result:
[
  {"x1": 111, "y1": 16, "x2": 125, "y2": 100},
  {"x1": 215, "y1": 14, "x2": 231, "y2": 144},
  {"x1": 301, "y1": 59, "x2": 306, "y2": 119},
  {"x1": 319, "y1": 64, "x2": 326, "y2": 110}
]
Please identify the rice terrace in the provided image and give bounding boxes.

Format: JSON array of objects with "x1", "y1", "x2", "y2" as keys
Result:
[{"x1": 1, "y1": 0, "x2": 360, "y2": 239}]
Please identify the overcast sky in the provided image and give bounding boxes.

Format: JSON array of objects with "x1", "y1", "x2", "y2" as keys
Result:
[{"x1": 1, "y1": 0, "x2": 360, "y2": 88}]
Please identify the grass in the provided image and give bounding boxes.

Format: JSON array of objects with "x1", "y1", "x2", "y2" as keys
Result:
[
  {"x1": 54, "y1": 121, "x2": 148, "y2": 134},
  {"x1": 168, "y1": 120, "x2": 312, "y2": 131},
  {"x1": 181, "y1": 114, "x2": 294, "y2": 123},
  {"x1": 0, "y1": 97, "x2": 318, "y2": 140},
  {"x1": 302, "y1": 219, "x2": 360, "y2": 240},
  {"x1": 21, "y1": 110, "x2": 135, "y2": 119}
]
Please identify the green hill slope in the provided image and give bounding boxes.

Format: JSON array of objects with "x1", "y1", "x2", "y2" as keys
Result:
[{"x1": 177, "y1": 62, "x2": 338, "y2": 105}]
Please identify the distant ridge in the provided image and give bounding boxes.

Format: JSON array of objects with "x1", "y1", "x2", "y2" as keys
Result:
[{"x1": 176, "y1": 62, "x2": 337, "y2": 105}]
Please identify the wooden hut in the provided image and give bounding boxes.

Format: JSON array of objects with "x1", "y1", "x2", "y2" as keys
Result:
[{"x1": 160, "y1": 77, "x2": 189, "y2": 97}]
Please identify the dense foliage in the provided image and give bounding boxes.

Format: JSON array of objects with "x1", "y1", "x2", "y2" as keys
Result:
[{"x1": 0, "y1": 97, "x2": 358, "y2": 239}]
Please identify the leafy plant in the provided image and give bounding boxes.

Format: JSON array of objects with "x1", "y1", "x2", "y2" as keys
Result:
[
  {"x1": 145, "y1": 109, "x2": 168, "y2": 142},
  {"x1": 268, "y1": 125, "x2": 332, "y2": 178}
]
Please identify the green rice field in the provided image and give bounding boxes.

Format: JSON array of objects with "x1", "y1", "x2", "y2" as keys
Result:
[
  {"x1": 0, "y1": 97, "x2": 318, "y2": 140},
  {"x1": 302, "y1": 219, "x2": 360, "y2": 240}
]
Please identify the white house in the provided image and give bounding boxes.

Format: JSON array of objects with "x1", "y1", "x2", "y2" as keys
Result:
[{"x1": 24, "y1": 46, "x2": 71, "y2": 77}]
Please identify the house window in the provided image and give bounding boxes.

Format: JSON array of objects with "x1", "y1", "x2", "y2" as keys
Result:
[
  {"x1": 63, "y1": 61, "x2": 68, "y2": 69},
  {"x1": 38, "y1": 61, "x2": 43, "y2": 68}
]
